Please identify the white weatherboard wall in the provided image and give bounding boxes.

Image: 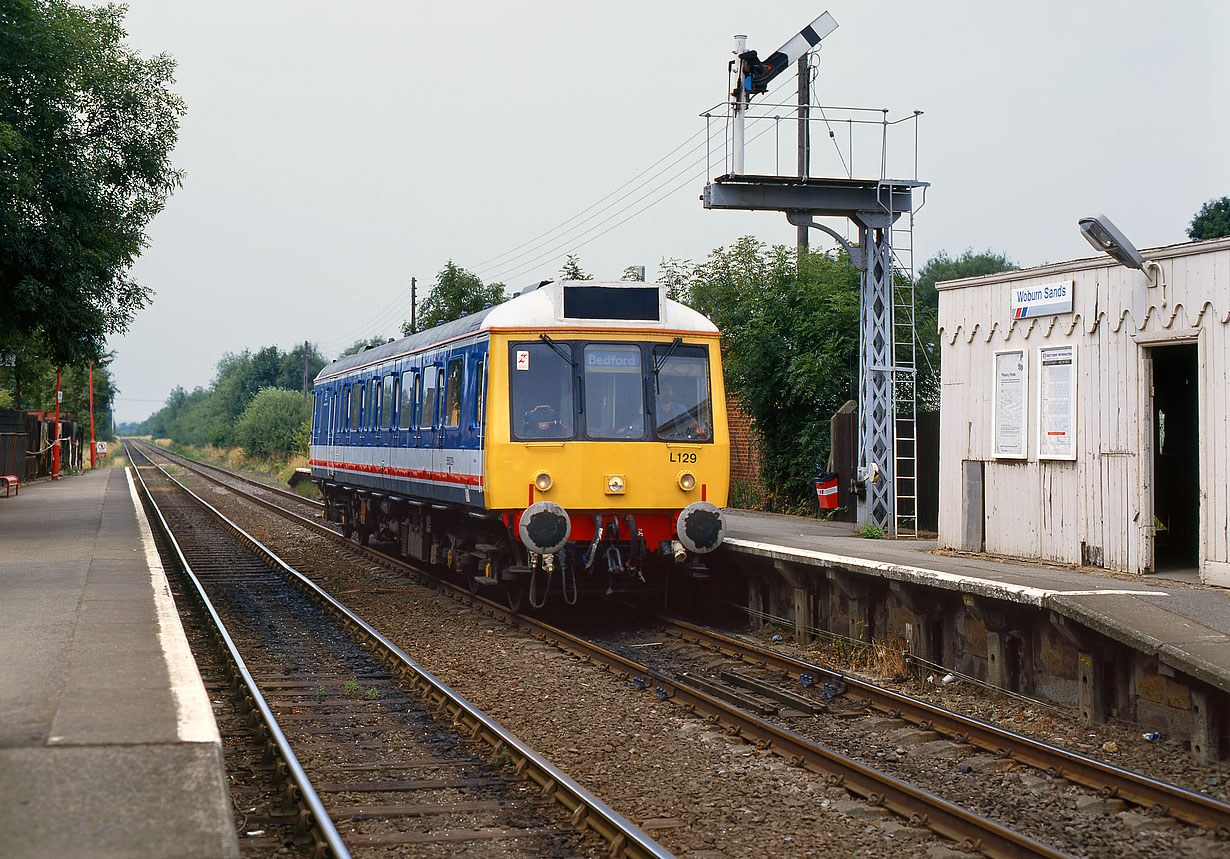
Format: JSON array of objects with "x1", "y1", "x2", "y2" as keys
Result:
[{"x1": 937, "y1": 236, "x2": 1230, "y2": 586}]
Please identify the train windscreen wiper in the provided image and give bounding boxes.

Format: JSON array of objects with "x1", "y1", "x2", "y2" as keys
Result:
[
  {"x1": 539, "y1": 334, "x2": 576, "y2": 367},
  {"x1": 652, "y1": 337, "x2": 683, "y2": 392}
]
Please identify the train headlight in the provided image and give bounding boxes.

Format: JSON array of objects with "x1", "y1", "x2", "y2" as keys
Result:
[
  {"x1": 605, "y1": 474, "x2": 626, "y2": 495},
  {"x1": 677, "y1": 471, "x2": 696, "y2": 492},
  {"x1": 534, "y1": 471, "x2": 553, "y2": 492}
]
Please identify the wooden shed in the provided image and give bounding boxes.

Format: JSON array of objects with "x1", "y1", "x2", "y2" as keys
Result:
[{"x1": 936, "y1": 236, "x2": 1230, "y2": 586}]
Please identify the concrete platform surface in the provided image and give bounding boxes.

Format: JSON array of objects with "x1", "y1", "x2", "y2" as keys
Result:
[
  {"x1": 724, "y1": 510, "x2": 1230, "y2": 693},
  {"x1": 0, "y1": 467, "x2": 239, "y2": 858}
]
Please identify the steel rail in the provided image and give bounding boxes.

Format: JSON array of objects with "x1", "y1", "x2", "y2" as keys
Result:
[
  {"x1": 144, "y1": 441, "x2": 324, "y2": 510},
  {"x1": 127, "y1": 444, "x2": 350, "y2": 859},
  {"x1": 131, "y1": 441, "x2": 1072, "y2": 855},
  {"x1": 130, "y1": 441, "x2": 671, "y2": 859},
  {"x1": 662, "y1": 617, "x2": 1230, "y2": 832}
]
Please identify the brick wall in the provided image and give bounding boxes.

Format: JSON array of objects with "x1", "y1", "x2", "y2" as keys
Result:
[{"x1": 726, "y1": 394, "x2": 768, "y2": 501}]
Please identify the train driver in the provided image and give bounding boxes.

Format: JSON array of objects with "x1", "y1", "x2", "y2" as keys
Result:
[{"x1": 521, "y1": 404, "x2": 566, "y2": 438}]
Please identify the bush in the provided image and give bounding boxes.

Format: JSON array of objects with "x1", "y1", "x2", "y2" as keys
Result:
[{"x1": 233, "y1": 388, "x2": 311, "y2": 460}]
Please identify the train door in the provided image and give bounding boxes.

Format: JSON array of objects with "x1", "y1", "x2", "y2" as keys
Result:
[
  {"x1": 419, "y1": 362, "x2": 441, "y2": 499},
  {"x1": 319, "y1": 387, "x2": 332, "y2": 479},
  {"x1": 378, "y1": 372, "x2": 397, "y2": 491},
  {"x1": 437, "y1": 355, "x2": 466, "y2": 504},
  {"x1": 470, "y1": 352, "x2": 487, "y2": 505}
]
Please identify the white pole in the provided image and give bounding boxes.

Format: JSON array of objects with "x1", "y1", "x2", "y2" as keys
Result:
[{"x1": 732, "y1": 35, "x2": 747, "y2": 175}]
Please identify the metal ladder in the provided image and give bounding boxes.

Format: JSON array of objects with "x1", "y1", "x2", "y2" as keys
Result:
[{"x1": 886, "y1": 190, "x2": 919, "y2": 538}]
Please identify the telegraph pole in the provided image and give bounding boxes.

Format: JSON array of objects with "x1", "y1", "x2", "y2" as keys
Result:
[
  {"x1": 301, "y1": 340, "x2": 309, "y2": 400},
  {"x1": 409, "y1": 277, "x2": 417, "y2": 335}
]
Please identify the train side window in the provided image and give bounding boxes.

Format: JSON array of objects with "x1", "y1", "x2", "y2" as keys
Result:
[
  {"x1": 653, "y1": 345, "x2": 713, "y2": 442},
  {"x1": 382, "y1": 375, "x2": 395, "y2": 429},
  {"x1": 583, "y1": 344, "x2": 644, "y2": 439},
  {"x1": 420, "y1": 365, "x2": 439, "y2": 428},
  {"x1": 443, "y1": 358, "x2": 463, "y2": 428},
  {"x1": 399, "y1": 371, "x2": 415, "y2": 429},
  {"x1": 350, "y1": 383, "x2": 360, "y2": 431}
]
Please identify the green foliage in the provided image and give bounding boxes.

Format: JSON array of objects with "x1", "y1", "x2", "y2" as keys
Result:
[
  {"x1": 620, "y1": 265, "x2": 645, "y2": 281},
  {"x1": 0, "y1": 1, "x2": 186, "y2": 365},
  {"x1": 559, "y1": 254, "x2": 593, "y2": 281},
  {"x1": 0, "y1": 333, "x2": 117, "y2": 433},
  {"x1": 340, "y1": 336, "x2": 388, "y2": 359},
  {"x1": 858, "y1": 522, "x2": 884, "y2": 539},
  {"x1": 405, "y1": 261, "x2": 506, "y2": 334},
  {"x1": 1187, "y1": 197, "x2": 1230, "y2": 241},
  {"x1": 233, "y1": 388, "x2": 311, "y2": 460},
  {"x1": 913, "y1": 250, "x2": 1016, "y2": 408},
  {"x1": 658, "y1": 257, "x2": 693, "y2": 303},
  {"x1": 914, "y1": 249, "x2": 1016, "y2": 314},
  {"x1": 687, "y1": 238, "x2": 861, "y2": 506},
  {"x1": 138, "y1": 342, "x2": 325, "y2": 448}
]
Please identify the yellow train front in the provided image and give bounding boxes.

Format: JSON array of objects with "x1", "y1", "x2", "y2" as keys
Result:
[{"x1": 311, "y1": 279, "x2": 728, "y2": 610}]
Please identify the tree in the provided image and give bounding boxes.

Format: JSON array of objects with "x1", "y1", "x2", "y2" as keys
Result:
[
  {"x1": 1188, "y1": 197, "x2": 1230, "y2": 241},
  {"x1": 620, "y1": 265, "x2": 645, "y2": 282},
  {"x1": 233, "y1": 388, "x2": 311, "y2": 460},
  {"x1": 340, "y1": 336, "x2": 389, "y2": 359},
  {"x1": 1, "y1": 1, "x2": 186, "y2": 365},
  {"x1": 559, "y1": 254, "x2": 593, "y2": 281},
  {"x1": 688, "y1": 238, "x2": 861, "y2": 506},
  {"x1": 406, "y1": 261, "x2": 506, "y2": 334},
  {"x1": 914, "y1": 250, "x2": 1016, "y2": 314},
  {"x1": 913, "y1": 250, "x2": 1016, "y2": 408}
]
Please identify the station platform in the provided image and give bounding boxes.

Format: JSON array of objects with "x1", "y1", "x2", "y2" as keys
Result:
[
  {"x1": 0, "y1": 467, "x2": 239, "y2": 858},
  {"x1": 724, "y1": 510, "x2": 1230, "y2": 694}
]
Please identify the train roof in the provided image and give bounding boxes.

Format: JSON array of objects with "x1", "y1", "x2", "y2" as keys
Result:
[{"x1": 316, "y1": 281, "x2": 718, "y2": 382}]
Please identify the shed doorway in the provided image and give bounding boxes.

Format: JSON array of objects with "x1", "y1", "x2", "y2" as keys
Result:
[{"x1": 1148, "y1": 343, "x2": 1199, "y2": 572}]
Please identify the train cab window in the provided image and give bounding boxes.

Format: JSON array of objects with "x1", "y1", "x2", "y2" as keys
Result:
[
  {"x1": 399, "y1": 371, "x2": 415, "y2": 429},
  {"x1": 583, "y1": 344, "x2": 643, "y2": 439},
  {"x1": 443, "y1": 359, "x2": 463, "y2": 428},
  {"x1": 653, "y1": 345, "x2": 713, "y2": 442},
  {"x1": 350, "y1": 382, "x2": 361, "y2": 430},
  {"x1": 381, "y1": 375, "x2": 395, "y2": 429},
  {"x1": 420, "y1": 366, "x2": 439, "y2": 428},
  {"x1": 510, "y1": 342, "x2": 573, "y2": 440}
]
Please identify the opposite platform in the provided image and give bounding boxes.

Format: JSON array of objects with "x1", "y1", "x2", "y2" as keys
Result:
[
  {"x1": 0, "y1": 467, "x2": 239, "y2": 858},
  {"x1": 723, "y1": 510, "x2": 1230, "y2": 694}
]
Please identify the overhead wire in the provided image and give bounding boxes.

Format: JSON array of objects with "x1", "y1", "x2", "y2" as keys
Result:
[{"x1": 481, "y1": 74, "x2": 802, "y2": 286}]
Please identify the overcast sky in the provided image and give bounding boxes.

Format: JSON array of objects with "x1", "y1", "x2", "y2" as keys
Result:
[{"x1": 107, "y1": 1, "x2": 1230, "y2": 422}]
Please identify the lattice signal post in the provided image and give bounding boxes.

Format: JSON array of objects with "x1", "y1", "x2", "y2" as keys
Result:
[{"x1": 702, "y1": 12, "x2": 928, "y2": 534}]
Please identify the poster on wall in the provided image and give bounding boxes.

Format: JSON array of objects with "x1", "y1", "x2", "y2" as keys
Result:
[
  {"x1": 993, "y1": 349, "x2": 1027, "y2": 458},
  {"x1": 1038, "y1": 345, "x2": 1077, "y2": 460}
]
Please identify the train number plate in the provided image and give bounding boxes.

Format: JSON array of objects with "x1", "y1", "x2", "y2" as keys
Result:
[{"x1": 668, "y1": 452, "x2": 697, "y2": 463}]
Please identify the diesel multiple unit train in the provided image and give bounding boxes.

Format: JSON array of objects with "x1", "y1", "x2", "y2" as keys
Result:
[{"x1": 309, "y1": 279, "x2": 729, "y2": 609}]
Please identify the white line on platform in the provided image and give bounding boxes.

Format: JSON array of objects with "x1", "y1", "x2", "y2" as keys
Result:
[
  {"x1": 723, "y1": 538, "x2": 1169, "y2": 606},
  {"x1": 127, "y1": 467, "x2": 220, "y2": 744}
]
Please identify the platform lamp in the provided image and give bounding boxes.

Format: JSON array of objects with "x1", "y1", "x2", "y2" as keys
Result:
[
  {"x1": 1079, "y1": 214, "x2": 1168, "y2": 304},
  {"x1": 89, "y1": 356, "x2": 112, "y2": 469}
]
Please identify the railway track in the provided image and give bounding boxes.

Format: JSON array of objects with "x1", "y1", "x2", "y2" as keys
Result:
[
  {"x1": 652, "y1": 618, "x2": 1230, "y2": 832},
  {"x1": 131, "y1": 440, "x2": 1230, "y2": 856},
  {"x1": 127, "y1": 442, "x2": 668, "y2": 859}
]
